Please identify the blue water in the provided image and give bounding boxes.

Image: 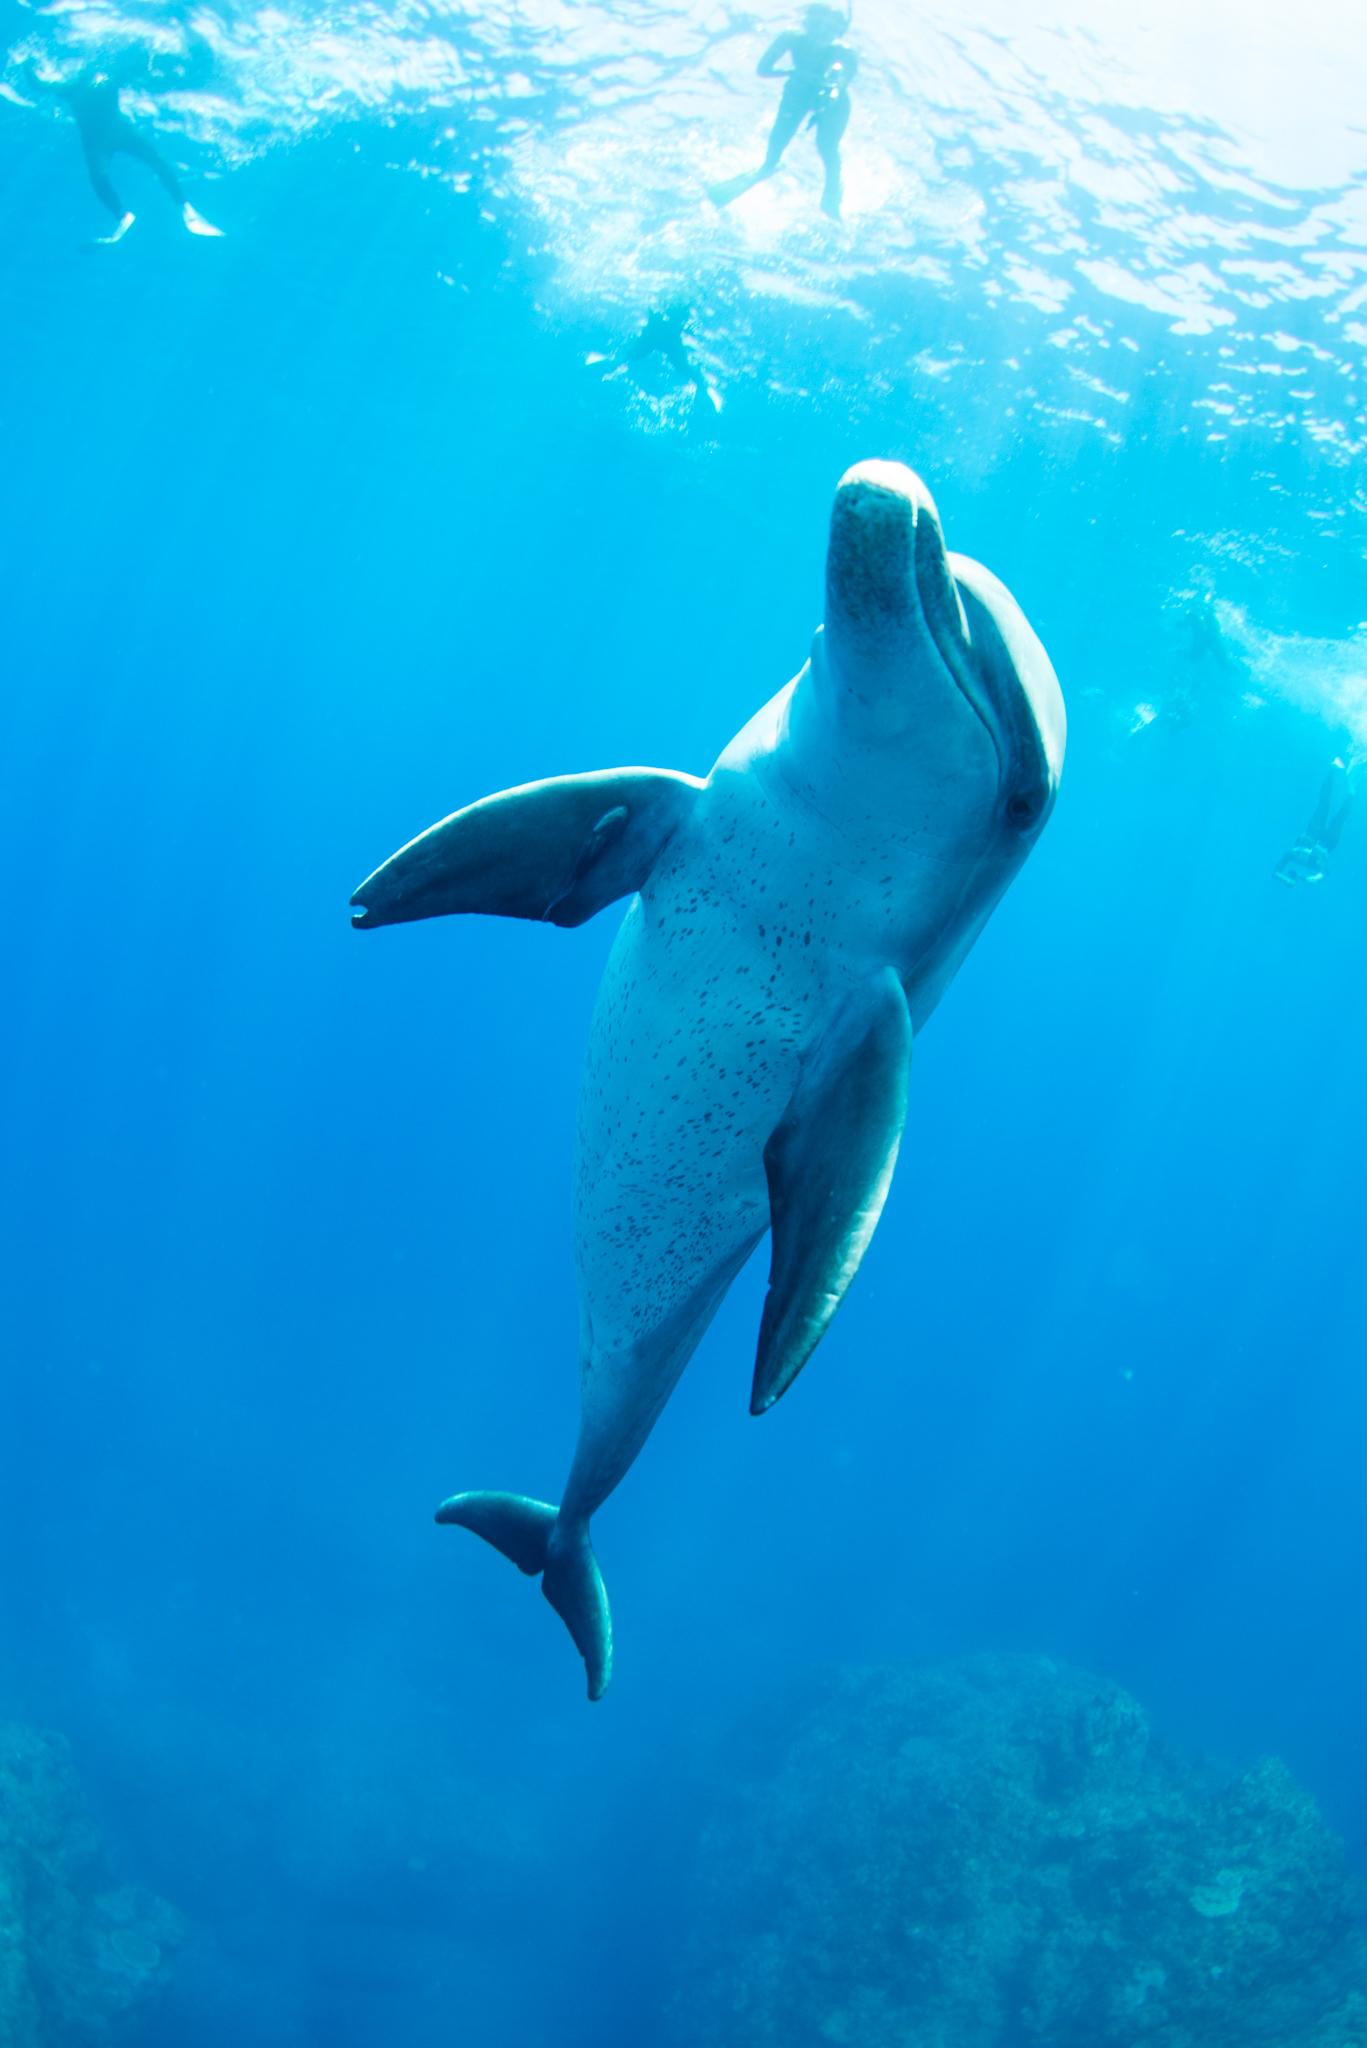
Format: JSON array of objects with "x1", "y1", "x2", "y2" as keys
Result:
[{"x1": 1, "y1": 0, "x2": 1365, "y2": 2039}]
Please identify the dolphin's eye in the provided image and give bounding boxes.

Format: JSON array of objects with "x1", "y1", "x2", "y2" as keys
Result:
[{"x1": 1007, "y1": 792, "x2": 1038, "y2": 826}]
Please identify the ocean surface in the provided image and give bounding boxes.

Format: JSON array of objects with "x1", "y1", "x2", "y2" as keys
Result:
[{"x1": 1, "y1": 0, "x2": 1365, "y2": 2039}]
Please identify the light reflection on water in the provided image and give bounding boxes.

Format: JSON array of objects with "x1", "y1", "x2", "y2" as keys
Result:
[
  {"x1": 10, "y1": 0, "x2": 1364, "y2": 734},
  {"x1": 15, "y1": 2, "x2": 1364, "y2": 335}
]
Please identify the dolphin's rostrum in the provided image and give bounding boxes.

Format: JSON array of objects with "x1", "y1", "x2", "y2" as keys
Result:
[{"x1": 350, "y1": 461, "x2": 1066, "y2": 1699}]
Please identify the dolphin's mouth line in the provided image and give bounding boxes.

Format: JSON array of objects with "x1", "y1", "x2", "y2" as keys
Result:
[
  {"x1": 917, "y1": 553, "x2": 1014, "y2": 807},
  {"x1": 921, "y1": 591, "x2": 1009, "y2": 802},
  {"x1": 949, "y1": 560, "x2": 1060, "y2": 836}
]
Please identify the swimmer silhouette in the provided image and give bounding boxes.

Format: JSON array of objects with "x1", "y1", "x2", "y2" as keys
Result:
[
  {"x1": 708, "y1": 4, "x2": 857, "y2": 221},
  {"x1": 1275, "y1": 756, "x2": 1356, "y2": 886},
  {"x1": 22, "y1": 47, "x2": 222, "y2": 245},
  {"x1": 591, "y1": 303, "x2": 720, "y2": 417},
  {"x1": 1184, "y1": 589, "x2": 1234, "y2": 674}
]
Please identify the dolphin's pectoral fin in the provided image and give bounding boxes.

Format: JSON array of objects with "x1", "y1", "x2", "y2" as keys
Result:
[
  {"x1": 435, "y1": 1492, "x2": 613, "y2": 1700},
  {"x1": 752, "y1": 967, "x2": 912, "y2": 1415},
  {"x1": 350, "y1": 768, "x2": 705, "y2": 931}
]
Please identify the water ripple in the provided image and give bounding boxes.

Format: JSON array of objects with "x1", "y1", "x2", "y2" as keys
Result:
[{"x1": 11, "y1": 0, "x2": 1365, "y2": 492}]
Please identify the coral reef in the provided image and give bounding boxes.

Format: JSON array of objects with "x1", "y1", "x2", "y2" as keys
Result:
[
  {"x1": 671, "y1": 1655, "x2": 1367, "y2": 2047},
  {"x1": 0, "y1": 1723, "x2": 185, "y2": 2045}
]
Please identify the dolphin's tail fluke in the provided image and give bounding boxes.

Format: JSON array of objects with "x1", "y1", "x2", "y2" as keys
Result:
[
  {"x1": 543, "y1": 1519, "x2": 613, "y2": 1702},
  {"x1": 435, "y1": 1489, "x2": 556, "y2": 1572},
  {"x1": 435, "y1": 1491, "x2": 613, "y2": 1701}
]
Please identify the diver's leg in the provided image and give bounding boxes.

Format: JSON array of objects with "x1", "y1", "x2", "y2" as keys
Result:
[
  {"x1": 708, "y1": 84, "x2": 809, "y2": 205},
  {"x1": 117, "y1": 127, "x2": 185, "y2": 204},
  {"x1": 1274, "y1": 762, "x2": 1345, "y2": 884},
  {"x1": 81, "y1": 141, "x2": 126, "y2": 219},
  {"x1": 1316, "y1": 759, "x2": 1354, "y2": 853},
  {"x1": 80, "y1": 144, "x2": 135, "y2": 243},
  {"x1": 118, "y1": 129, "x2": 224, "y2": 235},
  {"x1": 662, "y1": 339, "x2": 696, "y2": 385},
  {"x1": 815, "y1": 92, "x2": 851, "y2": 218},
  {"x1": 1323, "y1": 794, "x2": 1355, "y2": 855},
  {"x1": 761, "y1": 84, "x2": 809, "y2": 172},
  {"x1": 664, "y1": 340, "x2": 718, "y2": 418},
  {"x1": 1304, "y1": 766, "x2": 1336, "y2": 845}
]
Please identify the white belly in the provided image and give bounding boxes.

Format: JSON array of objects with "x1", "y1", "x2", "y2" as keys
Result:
[{"x1": 571, "y1": 715, "x2": 996, "y2": 1352}]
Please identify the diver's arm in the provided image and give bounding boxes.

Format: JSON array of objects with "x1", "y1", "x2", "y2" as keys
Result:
[
  {"x1": 18, "y1": 60, "x2": 67, "y2": 98},
  {"x1": 141, "y1": 39, "x2": 213, "y2": 95},
  {"x1": 757, "y1": 32, "x2": 797, "y2": 77},
  {"x1": 150, "y1": 37, "x2": 214, "y2": 93}
]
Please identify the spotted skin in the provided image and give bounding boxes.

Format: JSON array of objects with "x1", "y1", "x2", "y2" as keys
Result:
[
  {"x1": 359, "y1": 459, "x2": 1065, "y2": 1696},
  {"x1": 561, "y1": 475, "x2": 1062, "y2": 1530}
]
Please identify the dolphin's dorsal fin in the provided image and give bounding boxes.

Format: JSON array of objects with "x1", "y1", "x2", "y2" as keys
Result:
[
  {"x1": 751, "y1": 968, "x2": 912, "y2": 1414},
  {"x1": 350, "y1": 767, "x2": 705, "y2": 931}
]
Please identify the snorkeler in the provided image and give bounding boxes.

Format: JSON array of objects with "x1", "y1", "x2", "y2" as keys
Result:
[
  {"x1": 1274, "y1": 756, "x2": 1356, "y2": 886},
  {"x1": 20, "y1": 48, "x2": 222, "y2": 246},
  {"x1": 590, "y1": 303, "x2": 721, "y2": 417},
  {"x1": 708, "y1": 4, "x2": 858, "y2": 221}
]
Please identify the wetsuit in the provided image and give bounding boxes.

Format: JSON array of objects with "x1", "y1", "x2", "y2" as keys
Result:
[
  {"x1": 23, "y1": 54, "x2": 220, "y2": 240},
  {"x1": 64, "y1": 73, "x2": 185, "y2": 218},
  {"x1": 620, "y1": 306, "x2": 696, "y2": 386},
  {"x1": 757, "y1": 29, "x2": 857, "y2": 213},
  {"x1": 603, "y1": 303, "x2": 719, "y2": 420}
]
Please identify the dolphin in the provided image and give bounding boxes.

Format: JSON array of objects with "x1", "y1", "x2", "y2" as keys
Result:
[{"x1": 350, "y1": 460, "x2": 1065, "y2": 1699}]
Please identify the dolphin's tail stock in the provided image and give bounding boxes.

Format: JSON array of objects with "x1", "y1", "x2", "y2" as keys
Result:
[{"x1": 435, "y1": 1490, "x2": 613, "y2": 1700}]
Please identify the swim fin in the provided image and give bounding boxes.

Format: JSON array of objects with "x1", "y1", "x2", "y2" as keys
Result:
[
  {"x1": 182, "y1": 202, "x2": 224, "y2": 238},
  {"x1": 88, "y1": 210, "x2": 135, "y2": 247},
  {"x1": 707, "y1": 171, "x2": 763, "y2": 207},
  {"x1": 436, "y1": 1490, "x2": 613, "y2": 1700}
]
